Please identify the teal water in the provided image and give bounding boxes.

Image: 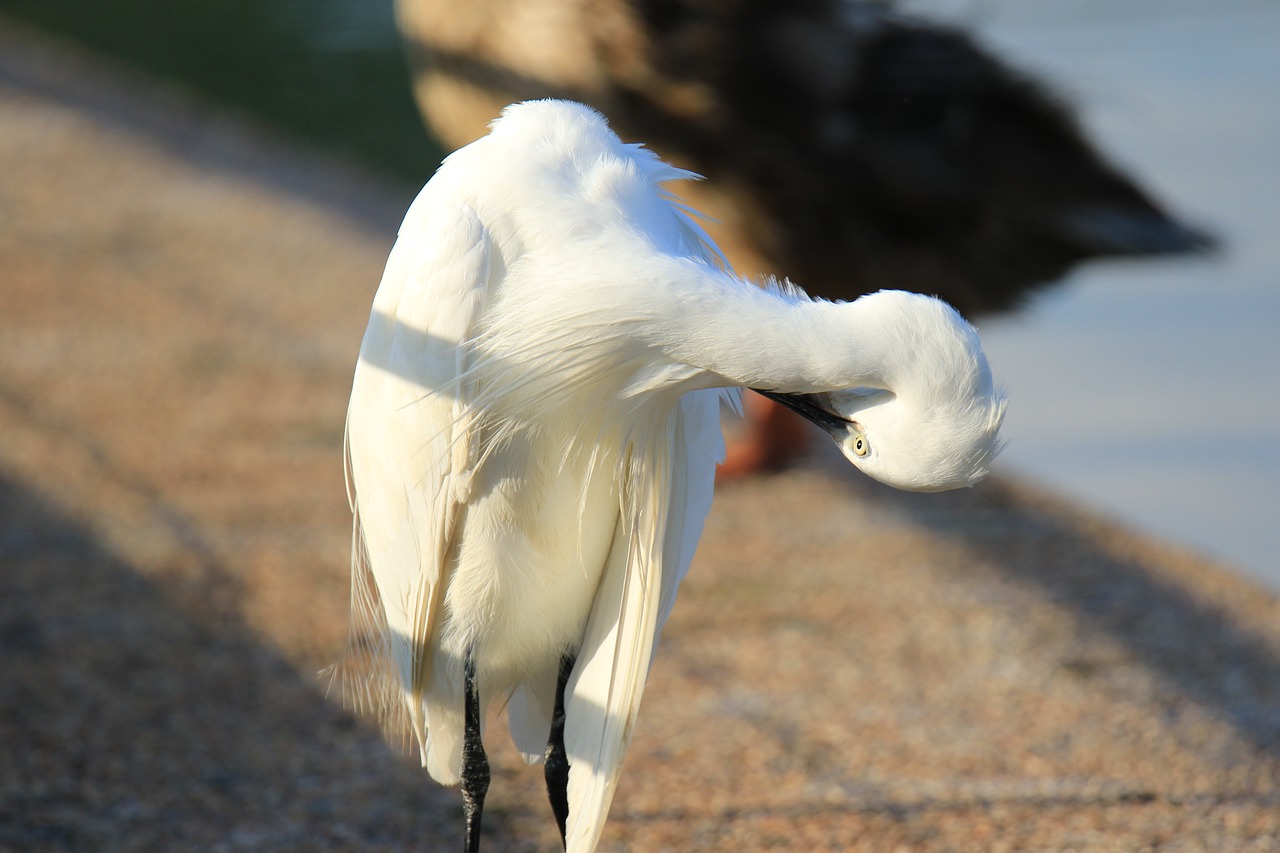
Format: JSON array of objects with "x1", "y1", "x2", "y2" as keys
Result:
[{"x1": 3, "y1": 0, "x2": 441, "y2": 181}]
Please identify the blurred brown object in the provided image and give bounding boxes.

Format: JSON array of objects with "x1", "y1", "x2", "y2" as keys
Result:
[{"x1": 395, "y1": 0, "x2": 1212, "y2": 474}]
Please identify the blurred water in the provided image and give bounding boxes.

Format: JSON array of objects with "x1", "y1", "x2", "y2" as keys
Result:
[{"x1": 915, "y1": 0, "x2": 1280, "y2": 587}]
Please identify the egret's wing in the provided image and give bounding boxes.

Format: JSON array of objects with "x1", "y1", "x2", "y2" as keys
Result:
[
  {"x1": 653, "y1": 387, "x2": 726, "y2": 648},
  {"x1": 342, "y1": 201, "x2": 491, "y2": 779},
  {"x1": 653, "y1": 190, "x2": 737, "y2": 650},
  {"x1": 562, "y1": 387, "x2": 725, "y2": 852}
]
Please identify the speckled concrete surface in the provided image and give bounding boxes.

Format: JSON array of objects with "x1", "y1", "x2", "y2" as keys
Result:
[{"x1": 2, "y1": 20, "x2": 1277, "y2": 853}]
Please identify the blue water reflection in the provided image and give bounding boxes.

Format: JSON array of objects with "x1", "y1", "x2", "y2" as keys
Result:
[{"x1": 942, "y1": 0, "x2": 1280, "y2": 586}]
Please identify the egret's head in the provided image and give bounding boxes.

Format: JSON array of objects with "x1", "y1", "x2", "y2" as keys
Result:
[{"x1": 757, "y1": 291, "x2": 1007, "y2": 492}]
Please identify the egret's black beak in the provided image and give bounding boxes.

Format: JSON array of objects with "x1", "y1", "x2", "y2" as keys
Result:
[{"x1": 751, "y1": 390, "x2": 851, "y2": 438}]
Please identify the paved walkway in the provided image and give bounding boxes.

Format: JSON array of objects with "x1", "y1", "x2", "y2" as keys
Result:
[{"x1": 2, "y1": 20, "x2": 1277, "y2": 852}]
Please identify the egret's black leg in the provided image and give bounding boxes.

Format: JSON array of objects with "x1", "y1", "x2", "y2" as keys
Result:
[
  {"x1": 461, "y1": 647, "x2": 489, "y2": 853},
  {"x1": 544, "y1": 652, "x2": 576, "y2": 848}
]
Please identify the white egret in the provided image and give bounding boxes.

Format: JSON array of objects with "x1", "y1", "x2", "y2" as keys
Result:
[
  {"x1": 341, "y1": 99, "x2": 1005, "y2": 852},
  {"x1": 395, "y1": 0, "x2": 1208, "y2": 474}
]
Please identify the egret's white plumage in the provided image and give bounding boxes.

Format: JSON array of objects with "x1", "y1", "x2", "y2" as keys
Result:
[{"x1": 342, "y1": 98, "x2": 1005, "y2": 852}]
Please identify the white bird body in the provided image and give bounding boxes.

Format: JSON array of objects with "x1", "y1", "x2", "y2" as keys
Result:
[{"x1": 343, "y1": 99, "x2": 1005, "y2": 852}]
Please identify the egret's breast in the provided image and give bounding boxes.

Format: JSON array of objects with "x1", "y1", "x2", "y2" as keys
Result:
[{"x1": 443, "y1": 434, "x2": 622, "y2": 689}]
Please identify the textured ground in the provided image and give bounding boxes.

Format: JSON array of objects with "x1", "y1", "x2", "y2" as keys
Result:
[{"x1": 2, "y1": 20, "x2": 1278, "y2": 853}]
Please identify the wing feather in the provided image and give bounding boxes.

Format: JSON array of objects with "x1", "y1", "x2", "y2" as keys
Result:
[
  {"x1": 562, "y1": 388, "x2": 724, "y2": 851},
  {"x1": 340, "y1": 200, "x2": 491, "y2": 776}
]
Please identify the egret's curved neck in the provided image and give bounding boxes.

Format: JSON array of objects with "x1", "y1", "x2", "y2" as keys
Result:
[{"x1": 646, "y1": 259, "x2": 894, "y2": 395}]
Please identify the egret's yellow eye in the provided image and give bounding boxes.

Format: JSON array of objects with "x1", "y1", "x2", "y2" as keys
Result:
[{"x1": 853, "y1": 434, "x2": 869, "y2": 457}]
